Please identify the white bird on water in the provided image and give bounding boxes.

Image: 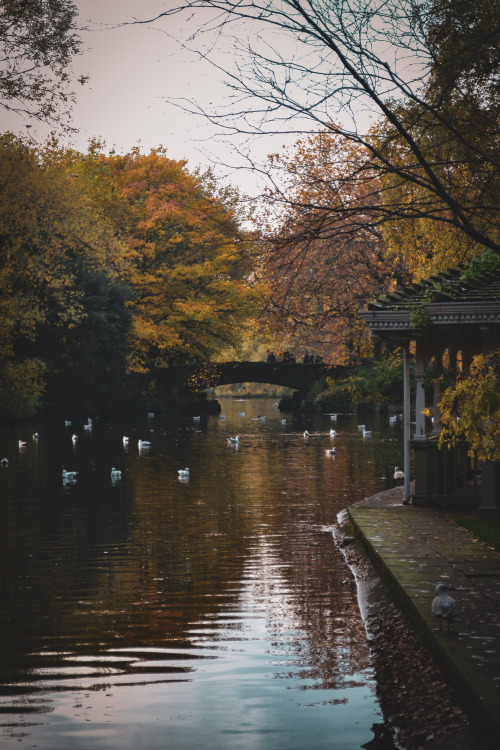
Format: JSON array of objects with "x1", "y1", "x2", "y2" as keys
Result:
[
  {"x1": 178, "y1": 467, "x2": 190, "y2": 477},
  {"x1": 138, "y1": 439, "x2": 151, "y2": 449},
  {"x1": 1, "y1": 457, "x2": 9, "y2": 466},
  {"x1": 18, "y1": 440, "x2": 27, "y2": 448},
  {"x1": 432, "y1": 583, "x2": 457, "y2": 630},
  {"x1": 362, "y1": 428, "x2": 372, "y2": 438},
  {"x1": 326, "y1": 447, "x2": 336, "y2": 455},
  {"x1": 227, "y1": 436, "x2": 240, "y2": 446},
  {"x1": 62, "y1": 469, "x2": 78, "y2": 480},
  {"x1": 329, "y1": 429, "x2": 336, "y2": 437},
  {"x1": 238, "y1": 411, "x2": 245, "y2": 417},
  {"x1": 123, "y1": 436, "x2": 129, "y2": 446},
  {"x1": 111, "y1": 467, "x2": 122, "y2": 479},
  {"x1": 72, "y1": 434, "x2": 78, "y2": 443},
  {"x1": 303, "y1": 430, "x2": 310, "y2": 438}
]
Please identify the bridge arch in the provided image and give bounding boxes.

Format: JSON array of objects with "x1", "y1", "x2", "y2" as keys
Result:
[{"x1": 155, "y1": 361, "x2": 349, "y2": 394}]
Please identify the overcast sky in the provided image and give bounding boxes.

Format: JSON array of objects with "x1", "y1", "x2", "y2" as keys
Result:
[{"x1": 1, "y1": 0, "x2": 278, "y2": 196}]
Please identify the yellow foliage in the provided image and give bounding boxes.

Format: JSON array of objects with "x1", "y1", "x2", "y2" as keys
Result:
[{"x1": 438, "y1": 352, "x2": 500, "y2": 462}]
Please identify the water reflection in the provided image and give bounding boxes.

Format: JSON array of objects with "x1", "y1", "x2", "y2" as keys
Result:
[{"x1": 0, "y1": 400, "x2": 403, "y2": 748}]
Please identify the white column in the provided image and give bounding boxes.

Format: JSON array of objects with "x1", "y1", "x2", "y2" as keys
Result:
[
  {"x1": 403, "y1": 344, "x2": 411, "y2": 505},
  {"x1": 414, "y1": 344, "x2": 426, "y2": 440}
]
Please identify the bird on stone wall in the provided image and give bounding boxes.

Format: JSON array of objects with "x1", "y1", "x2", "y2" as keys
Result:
[{"x1": 432, "y1": 583, "x2": 457, "y2": 630}]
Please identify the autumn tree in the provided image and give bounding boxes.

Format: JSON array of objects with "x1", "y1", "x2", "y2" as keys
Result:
[
  {"x1": 0, "y1": 134, "x2": 131, "y2": 416},
  {"x1": 137, "y1": 0, "x2": 500, "y2": 263},
  {"x1": 259, "y1": 131, "x2": 402, "y2": 363},
  {"x1": 0, "y1": 0, "x2": 87, "y2": 127},
  {"x1": 72, "y1": 147, "x2": 265, "y2": 376}
]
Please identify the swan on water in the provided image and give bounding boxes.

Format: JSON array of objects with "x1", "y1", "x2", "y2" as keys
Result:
[
  {"x1": 193, "y1": 416, "x2": 201, "y2": 421},
  {"x1": 33, "y1": 432, "x2": 39, "y2": 440},
  {"x1": 362, "y1": 429, "x2": 372, "y2": 438},
  {"x1": 329, "y1": 429, "x2": 336, "y2": 437},
  {"x1": 62, "y1": 469, "x2": 78, "y2": 480},
  {"x1": 238, "y1": 411, "x2": 245, "y2": 417},
  {"x1": 123, "y1": 436, "x2": 129, "y2": 445},
  {"x1": 357, "y1": 424, "x2": 365, "y2": 431},
  {"x1": 178, "y1": 467, "x2": 190, "y2": 477},
  {"x1": 72, "y1": 434, "x2": 78, "y2": 443},
  {"x1": 1, "y1": 458, "x2": 8, "y2": 466},
  {"x1": 138, "y1": 439, "x2": 151, "y2": 449},
  {"x1": 303, "y1": 430, "x2": 310, "y2": 438},
  {"x1": 111, "y1": 467, "x2": 122, "y2": 478},
  {"x1": 227, "y1": 436, "x2": 240, "y2": 445},
  {"x1": 18, "y1": 440, "x2": 27, "y2": 448}
]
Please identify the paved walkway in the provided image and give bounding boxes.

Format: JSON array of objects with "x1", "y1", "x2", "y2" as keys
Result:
[{"x1": 347, "y1": 488, "x2": 500, "y2": 746}]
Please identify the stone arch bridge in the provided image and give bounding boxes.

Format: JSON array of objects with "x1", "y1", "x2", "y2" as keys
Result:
[{"x1": 154, "y1": 360, "x2": 350, "y2": 394}]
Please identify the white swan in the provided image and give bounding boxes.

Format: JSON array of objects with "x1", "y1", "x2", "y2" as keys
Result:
[
  {"x1": 123, "y1": 436, "x2": 129, "y2": 445},
  {"x1": 329, "y1": 429, "x2": 336, "y2": 437},
  {"x1": 281, "y1": 419, "x2": 287, "y2": 425},
  {"x1": 178, "y1": 467, "x2": 190, "y2": 477},
  {"x1": 64, "y1": 420, "x2": 72, "y2": 427},
  {"x1": 111, "y1": 467, "x2": 122, "y2": 478},
  {"x1": 303, "y1": 430, "x2": 310, "y2": 438},
  {"x1": 357, "y1": 424, "x2": 365, "y2": 431},
  {"x1": 193, "y1": 416, "x2": 201, "y2": 421},
  {"x1": 138, "y1": 439, "x2": 151, "y2": 449},
  {"x1": 227, "y1": 436, "x2": 240, "y2": 445},
  {"x1": 72, "y1": 434, "x2": 78, "y2": 443},
  {"x1": 362, "y1": 429, "x2": 372, "y2": 438},
  {"x1": 389, "y1": 415, "x2": 397, "y2": 425},
  {"x1": 33, "y1": 432, "x2": 39, "y2": 440},
  {"x1": 1, "y1": 457, "x2": 8, "y2": 466},
  {"x1": 238, "y1": 411, "x2": 245, "y2": 417},
  {"x1": 394, "y1": 466, "x2": 404, "y2": 481},
  {"x1": 18, "y1": 440, "x2": 27, "y2": 448},
  {"x1": 62, "y1": 469, "x2": 78, "y2": 479}
]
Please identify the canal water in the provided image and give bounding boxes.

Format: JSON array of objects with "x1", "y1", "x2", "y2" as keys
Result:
[{"x1": 0, "y1": 398, "x2": 404, "y2": 749}]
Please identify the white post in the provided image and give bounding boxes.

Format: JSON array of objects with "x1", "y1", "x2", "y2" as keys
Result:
[
  {"x1": 403, "y1": 344, "x2": 411, "y2": 504},
  {"x1": 414, "y1": 345, "x2": 426, "y2": 440}
]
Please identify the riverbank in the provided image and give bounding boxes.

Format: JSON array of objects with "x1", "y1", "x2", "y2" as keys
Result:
[{"x1": 338, "y1": 487, "x2": 500, "y2": 749}]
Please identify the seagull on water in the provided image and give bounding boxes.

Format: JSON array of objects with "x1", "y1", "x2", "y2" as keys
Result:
[
  {"x1": 18, "y1": 440, "x2": 27, "y2": 448},
  {"x1": 227, "y1": 436, "x2": 240, "y2": 446},
  {"x1": 123, "y1": 436, "x2": 129, "y2": 446},
  {"x1": 432, "y1": 583, "x2": 457, "y2": 630},
  {"x1": 138, "y1": 439, "x2": 151, "y2": 449},
  {"x1": 178, "y1": 467, "x2": 190, "y2": 477},
  {"x1": 62, "y1": 469, "x2": 78, "y2": 480}
]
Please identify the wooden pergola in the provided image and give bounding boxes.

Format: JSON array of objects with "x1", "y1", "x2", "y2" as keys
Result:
[{"x1": 360, "y1": 265, "x2": 500, "y2": 518}]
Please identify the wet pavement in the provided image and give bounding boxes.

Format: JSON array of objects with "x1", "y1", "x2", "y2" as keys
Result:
[{"x1": 347, "y1": 488, "x2": 500, "y2": 746}]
